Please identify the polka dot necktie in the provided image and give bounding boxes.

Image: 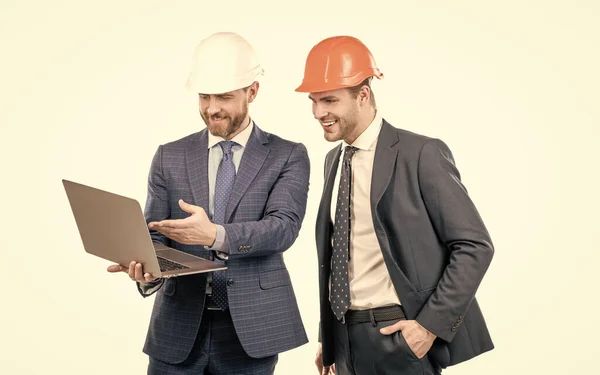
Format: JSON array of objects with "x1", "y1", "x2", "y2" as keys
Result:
[
  {"x1": 330, "y1": 145, "x2": 358, "y2": 321},
  {"x1": 211, "y1": 140, "x2": 237, "y2": 311}
]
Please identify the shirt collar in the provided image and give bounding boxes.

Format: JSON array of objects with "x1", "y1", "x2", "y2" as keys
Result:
[
  {"x1": 341, "y1": 109, "x2": 383, "y2": 151},
  {"x1": 208, "y1": 117, "x2": 254, "y2": 149}
]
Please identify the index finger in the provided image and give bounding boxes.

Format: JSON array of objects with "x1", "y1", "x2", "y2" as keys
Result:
[
  {"x1": 107, "y1": 264, "x2": 127, "y2": 273},
  {"x1": 379, "y1": 320, "x2": 406, "y2": 335},
  {"x1": 149, "y1": 218, "x2": 189, "y2": 229}
]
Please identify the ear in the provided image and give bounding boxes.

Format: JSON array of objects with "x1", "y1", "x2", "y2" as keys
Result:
[
  {"x1": 247, "y1": 81, "x2": 259, "y2": 103},
  {"x1": 358, "y1": 85, "x2": 371, "y2": 106}
]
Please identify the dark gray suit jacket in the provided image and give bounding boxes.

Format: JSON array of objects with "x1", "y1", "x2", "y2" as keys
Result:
[
  {"x1": 316, "y1": 120, "x2": 494, "y2": 368},
  {"x1": 138, "y1": 123, "x2": 310, "y2": 364}
]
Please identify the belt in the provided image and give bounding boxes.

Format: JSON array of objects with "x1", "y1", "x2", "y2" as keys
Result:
[{"x1": 343, "y1": 305, "x2": 406, "y2": 325}]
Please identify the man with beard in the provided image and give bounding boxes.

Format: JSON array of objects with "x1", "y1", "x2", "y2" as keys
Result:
[
  {"x1": 107, "y1": 32, "x2": 310, "y2": 374},
  {"x1": 295, "y1": 36, "x2": 495, "y2": 375}
]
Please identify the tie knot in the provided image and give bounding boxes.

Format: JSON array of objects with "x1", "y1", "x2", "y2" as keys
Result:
[
  {"x1": 343, "y1": 146, "x2": 358, "y2": 163},
  {"x1": 219, "y1": 140, "x2": 236, "y2": 155}
]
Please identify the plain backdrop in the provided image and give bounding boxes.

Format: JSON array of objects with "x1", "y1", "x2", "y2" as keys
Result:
[{"x1": 1, "y1": 0, "x2": 598, "y2": 374}]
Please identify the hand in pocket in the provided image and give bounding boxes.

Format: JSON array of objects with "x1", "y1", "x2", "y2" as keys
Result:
[{"x1": 380, "y1": 320, "x2": 437, "y2": 359}]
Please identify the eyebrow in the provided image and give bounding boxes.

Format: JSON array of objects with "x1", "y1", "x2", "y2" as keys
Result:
[
  {"x1": 200, "y1": 93, "x2": 233, "y2": 99},
  {"x1": 308, "y1": 95, "x2": 338, "y2": 102}
]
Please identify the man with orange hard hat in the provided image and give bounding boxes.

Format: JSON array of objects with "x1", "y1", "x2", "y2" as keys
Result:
[
  {"x1": 108, "y1": 32, "x2": 310, "y2": 374},
  {"x1": 296, "y1": 36, "x2": 495, "y2": 374}
]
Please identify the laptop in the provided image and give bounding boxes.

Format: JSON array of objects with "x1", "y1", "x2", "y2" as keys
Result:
[{"x1": 62, "y1": 179, "x2": 227, "y2": 278}]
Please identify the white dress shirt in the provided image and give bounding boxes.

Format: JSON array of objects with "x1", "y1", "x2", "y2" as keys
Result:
[{"x1": 330, "y1": 110, "x2": 402, "y2": 310}]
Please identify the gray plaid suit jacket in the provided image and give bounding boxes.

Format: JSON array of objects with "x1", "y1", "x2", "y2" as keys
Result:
[{"x1": 137, "y1": 123, "x2": 310, "y2": 364}]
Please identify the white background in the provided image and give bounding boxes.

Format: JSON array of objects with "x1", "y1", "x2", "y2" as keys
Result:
[{"x1": 1, "y1": 0, "x2": 598, "y2": 373}]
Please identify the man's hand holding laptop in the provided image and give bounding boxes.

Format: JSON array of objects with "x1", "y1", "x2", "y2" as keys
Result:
[
  {"x1": 107, "y1": 261, "x2": 158, "y2": 282},
  {"x1": 106, "y1": 199, "x2": 216, "y2": 282}
]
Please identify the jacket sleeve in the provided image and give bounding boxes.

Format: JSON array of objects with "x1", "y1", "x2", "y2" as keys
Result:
[
  {"x1": 220, "y1": 143, "x2": 311, "y2": 258},
  {"x1": 136, "y1": 144, "x2": 171, "y2": 297},
  {"x1": 414, "y1": 138, "x2": 494, "y2": 343}
]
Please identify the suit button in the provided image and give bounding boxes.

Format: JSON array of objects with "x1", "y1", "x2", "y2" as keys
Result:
[
  {"x1": 451, "y1": 326, "x2": 458, "y2": 332},
  {"x1": 227, "y1": 279, "x2": 234, "y2": 287}
]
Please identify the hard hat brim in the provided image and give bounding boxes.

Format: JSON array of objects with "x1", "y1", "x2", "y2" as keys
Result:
[
  {"x1": 186, "y1": 67, "x2": 264, "y2": 94},
  {"x1": 295, "y1": 71, "x2": 383, "y2": 93}
]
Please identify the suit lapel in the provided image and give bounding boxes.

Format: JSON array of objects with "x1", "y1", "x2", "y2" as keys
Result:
[
  {"x1": 369, "y1": 120, "x2": 422, "y2": 309},
  {"x1": 225, "y1": 123, "x2": 270, "y2": 222},
  {"x1": 186, "y1": 130, "x2": 210, "y2": 212},
  {"x1": 371, "y1": 120, "x2": 399, "y2": 209},
  {"x1": 316, "y1": 144, "x2": 342, "y2": 266},
  {"x1": 322, "y1": 145, "x2": 342, "y2": 196}
]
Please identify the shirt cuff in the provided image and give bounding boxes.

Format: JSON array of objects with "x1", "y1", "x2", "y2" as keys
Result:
[
  {"x1": 216, "y1": 230, "x2": 230, "y2": 259},
  {"x1": 138, "y1": 279, "x2": 163, "y2": 295},
  {"x1": 205, "y1": 224, "x2": 229, "y2": 259},
  {"x1": 206, "y1": 224, "x2": 225, "y2": 250}
]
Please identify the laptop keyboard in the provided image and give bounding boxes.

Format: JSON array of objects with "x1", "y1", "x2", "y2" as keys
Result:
[{"x1": 157, "y1": 256, "x2": 190, "y2": 272}]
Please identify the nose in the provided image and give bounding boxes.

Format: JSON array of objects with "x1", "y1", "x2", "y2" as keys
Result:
[
  {"x1": 313, "y1": 103, "x2": 327, "y2": 120},
  {"x1": 206, "y1": 97, "x2": 220, "y2": 116}
]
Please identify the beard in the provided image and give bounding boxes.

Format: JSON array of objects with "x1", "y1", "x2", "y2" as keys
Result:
[
  {"x1": 322, "y1": 105, "x2": 360, "y2": 142},
  {"x1": 201, "y1": 102, "x2": 248, "y2": 138}
]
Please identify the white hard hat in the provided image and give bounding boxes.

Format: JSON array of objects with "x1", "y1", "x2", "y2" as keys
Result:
[{"x1": 185, "y1": 32, "x2": 264, "y2": 94}]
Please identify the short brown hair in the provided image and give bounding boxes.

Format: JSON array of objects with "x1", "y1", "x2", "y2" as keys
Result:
[{"x1": 346, "y1": 77, "x2": 376, "y2": 106}]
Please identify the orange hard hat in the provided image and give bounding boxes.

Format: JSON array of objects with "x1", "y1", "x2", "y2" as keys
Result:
[{"x1": 295, "y1": 35, "x2": 383, "y2": 93}]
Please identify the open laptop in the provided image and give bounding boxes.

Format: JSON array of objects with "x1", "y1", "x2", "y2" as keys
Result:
[{"x1": 62, "y1": 179, "x2": 227, "y2": 278}]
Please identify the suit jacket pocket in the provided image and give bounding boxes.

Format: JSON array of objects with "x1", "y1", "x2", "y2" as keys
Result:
[
  {"x1": 259, "y1": 268, "x2": 291, "y2": 290},
  {"x1": 414, "y1": 287, "x2": 451, "y2": 368},
  {"x1": 429, "y1": 339, "x2": 450, "y2": 369}
]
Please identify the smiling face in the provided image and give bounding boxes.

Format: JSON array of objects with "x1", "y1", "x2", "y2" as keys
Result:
[
  {"x1": 309, "y1": 82, "x2": 375, "y2": 144},
  {"x1": 198, "y1": 82, "x2": 258, "y2": 139},
  {"x1": 309, "y1": 88, "x2": 362, "y2": 143}
]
